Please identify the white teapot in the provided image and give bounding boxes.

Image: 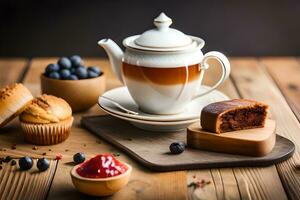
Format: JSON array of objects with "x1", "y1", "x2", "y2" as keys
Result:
[{"x1": 98, "y1": 13, "x2": 230, "y2": 115}]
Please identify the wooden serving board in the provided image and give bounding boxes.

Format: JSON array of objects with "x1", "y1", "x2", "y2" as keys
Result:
[
  {"x1": 187, "y1": 119, "x2": 276, "y2": 157},
  {"x1": 81, "y1": 115, "x2": 295, "y2": 171}
]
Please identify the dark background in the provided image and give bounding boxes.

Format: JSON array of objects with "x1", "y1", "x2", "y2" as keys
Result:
[{"x1": 1, "y1": 0, "x2": 300, "y2": 57}]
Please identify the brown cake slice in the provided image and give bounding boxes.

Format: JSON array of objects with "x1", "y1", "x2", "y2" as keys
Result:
[{"x1": 201, "y1": 99, "x2": 269, "y2": 134}]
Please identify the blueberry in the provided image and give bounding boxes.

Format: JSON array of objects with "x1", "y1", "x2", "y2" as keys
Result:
[
  {"x1": 70, "y1": 67, "x2": 76, "y2": 74},
  {"x1": 60, "y1": 69, "x2": 71, "y2": 80},
  {"x1": 48, "y1": 72, "x2": 61, "y2": 80},
  {"x1": 10, "y1": 160, "x2": 16, "y2": 166},
  {"x1": 19, "y1": 156, "x2": 33, "y2": 170},
  {"x1": 73, "y1": 152, "x2": 85, "y2": 164},
  {"x1": 70, "y1": 55, "x2": 83, "y2": 67},
  {"x1": 87, "y1": 70, "x2": 99, "y2": 78},
  {"x1": 45, "y1": 63, "x2": 60, "y2": 74},
  {"x1": 87, "y1": 66, "x2": 101, "y2": 75},
  {"x1": 169, "y1": 142, "x2": 185, "y2": 154},
  {"x1": 37, "y1": 158, "x2": 50, "y2": 171},
  {"x1": 58, "y1": 57, "x2": 72, "y2": 69},
  {"x1": 75, "y1": 67, "x2": 88, "y2": 79},
  {"x1": 68, "y1": 74, "x2": 79, "y2": 80}
]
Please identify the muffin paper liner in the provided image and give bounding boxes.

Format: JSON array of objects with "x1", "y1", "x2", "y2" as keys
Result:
[{"x1": 20, "y1": 117, "x2": 73, "y2": 145}]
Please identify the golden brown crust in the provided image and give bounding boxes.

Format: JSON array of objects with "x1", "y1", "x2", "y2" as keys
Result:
[
  {"x1": 20, "y1": 94, "x2": 72, "y2": 124},
  {"x1": 0, "y1": 83, "x2": 33, "y2": 127},
  {"x1": 201, "y1": 99, "x2": 268, "y2": 115},
  {"x1": 0, "y1": 83, "x2": 17, "y2": 100}
]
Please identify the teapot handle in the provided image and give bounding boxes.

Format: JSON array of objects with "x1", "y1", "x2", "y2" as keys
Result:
[{"x1": 192, "y1": 51, "x2": 231, "y2": 100}]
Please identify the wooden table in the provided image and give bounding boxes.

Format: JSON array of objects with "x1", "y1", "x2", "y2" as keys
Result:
[{"x1": 0, "y1": 57, "x2": 300, "y2": 200}]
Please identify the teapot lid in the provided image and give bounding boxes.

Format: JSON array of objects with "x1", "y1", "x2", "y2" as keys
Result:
[{"x1": 123, "y1": 13, "x2": 204, "y2": 52}]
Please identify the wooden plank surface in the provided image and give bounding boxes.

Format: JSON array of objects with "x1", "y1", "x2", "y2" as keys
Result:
[
  {"x1": 0, "y1": 160, "x2": 57, "y2": 200},
  {"x1": 230, "y1": 58, "x2": 300, "y2": 200},
  {"x1": 187, "y1": 170, "x2": 218, "y2": 200},
  {"x1": 2, "y1": 57, "x2": 300, "y2": 200},
  {"x1": 261, "y1": 57, "x2": 300, "y2": 121},
  {"x1": 0, "y1": 58, "x2": 28, "y2": 87}
]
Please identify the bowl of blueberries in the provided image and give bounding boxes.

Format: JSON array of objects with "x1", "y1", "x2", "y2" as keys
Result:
[{"x1": 41, "y1": 55, "x2": 106, "y2": 112}]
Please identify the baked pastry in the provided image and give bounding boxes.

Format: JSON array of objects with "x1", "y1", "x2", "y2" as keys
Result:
[
  {"x1": 201, "y1": 99, "x2": 269, "y2": 134},
  {"x1": 20, "y1": 94, "x2": 73, "y2": 145},
  {"x1": 0, "y1": 83, "x2": 33, "y2": 128}
]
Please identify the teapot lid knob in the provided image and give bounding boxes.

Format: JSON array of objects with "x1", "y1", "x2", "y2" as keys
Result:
[
  {"x1": 154, "y1": 12, "x2": 172, "y2": 30},
  {"x1": 125, "y1": 12, "x2": 205, "y2": 51}
]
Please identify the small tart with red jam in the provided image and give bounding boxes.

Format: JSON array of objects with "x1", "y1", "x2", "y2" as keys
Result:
[{"x1": 71, "y1": 154, "x2": 132, "y2": 197}]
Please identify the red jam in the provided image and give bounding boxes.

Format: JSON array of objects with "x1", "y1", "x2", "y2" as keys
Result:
[{"x1": 76, "y1": 154, "x2": 128, "y2": 178}]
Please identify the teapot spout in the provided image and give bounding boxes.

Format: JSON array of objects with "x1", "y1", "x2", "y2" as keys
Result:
[{"x1": 98, "y1": 38, "x2": 124, "y2": 83}]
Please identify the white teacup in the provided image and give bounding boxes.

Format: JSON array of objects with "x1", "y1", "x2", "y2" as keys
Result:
[{"x1": 121, "y1": 50, "x2": 230, "y2": 115}]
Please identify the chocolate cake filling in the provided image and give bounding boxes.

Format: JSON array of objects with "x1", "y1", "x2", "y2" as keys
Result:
[
  {"x1": 200, "y1": 99, "x2": 269, "y2": 134},
  {"x1": 219, "y1": 106, "x2": 267, "y2": 133}
]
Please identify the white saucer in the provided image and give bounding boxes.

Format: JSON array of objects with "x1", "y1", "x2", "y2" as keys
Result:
[
  {"x1": 98, "y1": 86, "x2": 229, "y2": 122},
  {"x1": 100, "y1": 105, "x2": 199, "y2": 132}
]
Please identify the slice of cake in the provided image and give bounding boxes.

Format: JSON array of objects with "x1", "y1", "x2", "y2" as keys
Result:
[{"x1": 201, "y1": 99, "x2": 269, "y2": 134}]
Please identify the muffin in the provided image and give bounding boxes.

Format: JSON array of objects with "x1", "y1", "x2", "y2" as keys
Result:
[
  {"x1": 20, "y1": 94, "x2": 73, "y2": 145},
  {"x1": 0, "y1": 83, "x2": 33, "y2": 128}
]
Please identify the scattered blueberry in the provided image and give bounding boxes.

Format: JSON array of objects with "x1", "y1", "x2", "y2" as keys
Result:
[
  {"x1": 73, "y1": 152, "x2": 85, "y2": 164},
  {"x1": 10, "y1": 160, "x2": 16, "y2": 166},
  {"x1": 60, "y1": 69, "x2": 71, "y2": 80},
  {"x1": 169, "y1": 142, "x2": 185, "y2": 154},
  {"x1": 37, "y1": 158, "x2": 50, "y2": 171},
  {"x1": 45, "y1": 63, "x2": 60, "y2": 74},
  {"x1": 75, "y1": 67, "x2": 88, "y2": 79},
  {"x1": 88, "y1": 70, "x2": 99, "y2": 78},
  {"x1": 58, "y1": 57, "x2": 72, "y2": 69},
  {"x1": 48, "y1": 72, "x2": 61, "y2": 79},
  {"x1": 70, "y1": 55, "x2": 82, "y2": 67},
  {"x1": 19, "y1": 156, "x2": 33, "y2": 170},
  {"x1": 87, "y1": 66, "x2": 101, "y2": 75}
]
